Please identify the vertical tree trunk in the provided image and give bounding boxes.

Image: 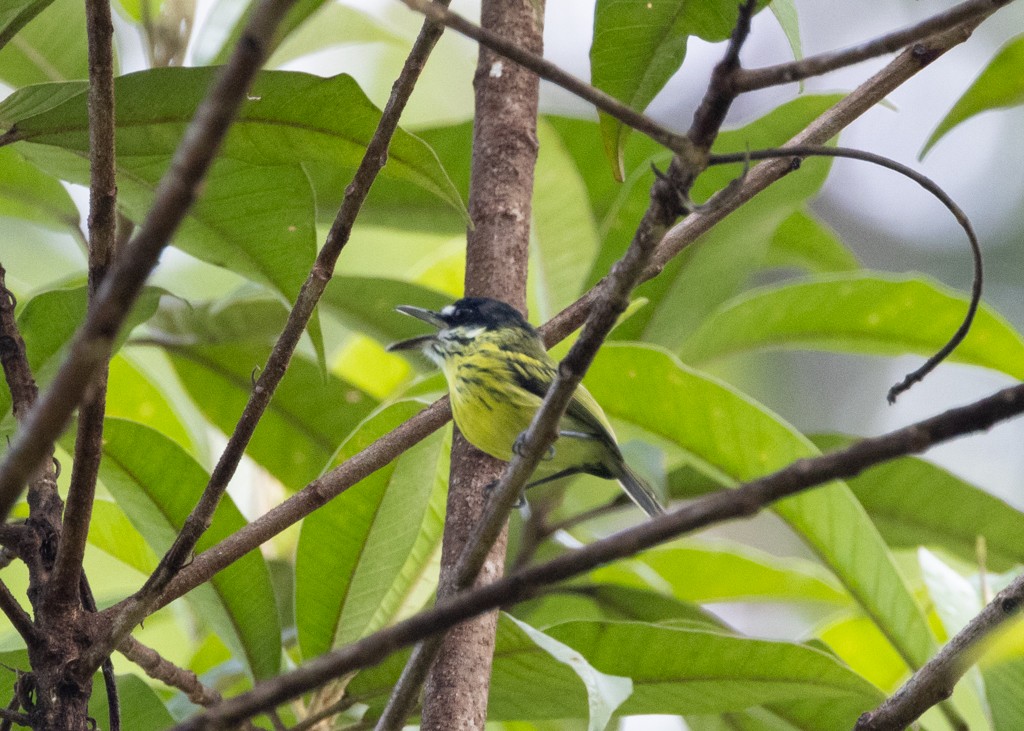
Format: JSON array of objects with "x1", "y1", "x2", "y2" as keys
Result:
[{"x1": 420, "y1": 1, "x2": 545, "y2": 729}]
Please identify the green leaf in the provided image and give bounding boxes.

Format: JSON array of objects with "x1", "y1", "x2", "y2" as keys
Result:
[
  {"x1": 770, "y1": 0, "x2": 802, "y2": 64},
  {"x1": 88, "y1": 673, "x2": 175, "y2": 731},
  {"x1": 687, "y1": 708, "x2": 803, "y2": 731},
  {"x1": 813, "y1": 435, "x2": 1024, "y2": 573},
  {"x1": 87, "y1": 498, "x2": 160, "y2": 576},
  {"x1": 590, "y1": 541, "x2": 849, "y2": 606},
  {"x1": 764, "y1": 210, "x2": 859, "y2": 274},
  {"x1": 606, "y1": 95, "x2": 842, "y2": 347},
  {"x1": 106, "y1": 353, "x2": 199, "y2": 455},
  {"x1": 0, "y1": 147, "x2": 80, "y2": 233},
  {"x1": 529, "y1": 120, "x2": 601, "y2": 320},
  {"x1": 590, "y1": 0, "x2": 769, "y2": 176},
  {"x1": 918, "y1": 548, "x2": 981, "y2": 640},
  {"x1": 165, "y1": 342, "x2": 376, "y2": 490},
  {"x1": 208, "y1": 0, "x2": 325, "y2": 65},
  {"x1": 490, "y1": 615, "x2": 633, "y2": 730},
  {"x1": 679, "y1": 274, "x2": 1024, "y2": 380},
  {"x1": 985, "y1": 658, "x2": 1024, "y2": 731},
  {"x1": 922, "y1": 33, "x2": 1024, "y2": 157},
  {"x1": 514, "y1": 584, "x2": 726, "y2": 629},
  {"x1": 0, "y1": 67, "x2": 465, "y2": 216},
  {"x1": 543, "y1": 622, "x2": 882, "y2": 722},
  {"x1": 0, "y1": 285, "x2": 161, "y2": 420},
  {"x1": 0, "y1": 0, "x2": 54, "y2": 53},
  {"x1": 320, "y1": 276, "x2": 452, "y2": 344},
  {"x1": 586, "y1": 344, "x2": 937, "y2": 670},
  {"x1": 97, "y1": 418, "x2": 281, "y2": 680},
  {"x1": 295, "y1": 401, "x2": 447, "y2": 658},
  {"x1": 0, "y1": 0, "x2": 89, "y2": 85},
  {"x1": 267, "y1": 2, "x2": 406, "y2": 68}
]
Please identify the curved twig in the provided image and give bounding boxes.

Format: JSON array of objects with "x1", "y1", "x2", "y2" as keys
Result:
[{"x1": 707, "y1": 145, "x2": 982, "y2": 403}]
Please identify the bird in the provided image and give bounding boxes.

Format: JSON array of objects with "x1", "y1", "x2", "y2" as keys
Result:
[{"x1": 386, "y1": 296, "x2": 664, "y2": 517}]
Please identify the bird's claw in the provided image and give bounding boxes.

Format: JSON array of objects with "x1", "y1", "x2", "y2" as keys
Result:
[{"x1": 513, "y1": 433, "x2": 555, "y2": 460}]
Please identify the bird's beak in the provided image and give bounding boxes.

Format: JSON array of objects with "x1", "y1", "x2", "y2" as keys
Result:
[{"x1": 386, "y1": 305, "x2": 446, "y2": 352}]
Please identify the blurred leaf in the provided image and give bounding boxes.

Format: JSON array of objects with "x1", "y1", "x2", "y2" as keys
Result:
[
  {"x1": 529, "y1": 120, "x2": 601, "y2": 320},
  {"x1": 605, "y1": 95, "x2": 841, "y2": 346},
  {"x1": 0, "y1": 285, "x2": 161, "y2": 419},
  {"x1": 320, "y1": 276, "x2": 452, "y2": 344},
  {"x1": 763, "y1": 210, "x2": 859, "y2": 274},
  {"x1": 770, "y1": 0, "x2": 802, "y2": 63},
  {"x1": 88, "y1": 673, "x2": 175, "y2": 731},
  {"x1": 514, "y1": 584, "x2": 726, "y2": 629},
  {"x1": 490, "y1": 615, "x2": 633, "y2": 730},
  {"x1": 0, "y1": 0, "x2": 90, "y2": 86},
  {"x1": 0, "y1": 0, "x2": 53, "y2": 50},
  {"x1": 985, "y1": 658, "x2": 1024, "y2": 731},
  {"x1": 590, "y1": 0, "x2": 769, "y2": 176},
  {"x1": 590, "y1": 541, "x2": 849, "y2": 606},
  {"x1": 148, "y1": 292, "x2": 288, "y2": 346},
  {"x1": 542, "y1": 622, "x2": 881, "y2": 722},
  {"x1": 922, "y1": 33, "x2": 1024, "y2": 157},
  {"x1": 0, "y1": 147, "x2": 79, "y2": 233},
  {"x1": 818, "y1": 615, "x2": 908, "y2": 691},
  {"x1": 87, "y1": 499, "x2": 159, "y2": 576},
  {"x1": 295, "y1": 401, "x2": 447, "y2": 658},
  {"x1": 106, "y1": 353, "x2": 198, "y2": 454},
  {"x1": 586, "y1": 344, "x2": 936, "y2": 669},
  {"x1": 918, "y1": 548, "x2": 981, "y2": 640},
  {"x1": 267, "y1": 2, "x2": 405, "y2": 68},
  {"x1": 165, "y1": 342, "x2": 376, "y2": 490},
  {"x1": 680, "y1": 274, "x2": 1024, "y2": 380},
  {"x1": 0, "y1": 68, "x2": 465, "y2": 217},
  {"x1": 814, "y1": 435, "x2": 1024, "y2": 573},
  {"x1": 208, "y1": 0, "x2": 324, "y2": 65},
  {"x1": 98, "y1": 418, "x2": 281, "y2": 680}
]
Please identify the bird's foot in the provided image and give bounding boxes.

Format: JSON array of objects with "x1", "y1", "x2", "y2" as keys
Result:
[{"x1": 513, "y1": 432, "x2": 556, "y2": 460}]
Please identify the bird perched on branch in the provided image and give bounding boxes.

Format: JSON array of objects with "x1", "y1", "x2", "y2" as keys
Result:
[{"x1": 387, "y1": 296, "x2": 664, "y2": 517}]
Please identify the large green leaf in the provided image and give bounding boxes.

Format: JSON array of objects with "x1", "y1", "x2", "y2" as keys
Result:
[
  {"x1": 922, "y1": 33, "x2": 1024, "y2": 157},
  {"x1": 0, "y1": 67, "x2": 465, "y2": 215},
  {"x1": 0, "y1": 0, "x2": 89, "y2": 86},
  {"x1": 679, "y1": 274, "x2": 1024, "y2": 380},
  {"x1": 589, "y1": 541, "x2": 849, "y2": 606},
  {"x1": 295, "y1": 401, "x2": 447, "y2": 658},
  {"x1": 0, "y1": 285, "x2": 161, "y2": 420},
  {"x1": 529, "y1": 120, "x2": 601, "y2": 320},
  {"x1": 489, "y1": 615, "x2": 633, "y2": 730},
  {"x1": 585, "y1": 344, "x2": 936, "y2": 670},
  {"x1": 590, "y1": 0, "x2": 769, "y2": 175},
  {"x1": 814, "y1": 434, "x2": 1024, "y2": 573},
  {"x1": 97, "y1": 418, "x2": 280, "y2": 680},
  {"x1": 0, "y1": 147, "x2": 79, "y2": 233},
  {"x1": 320, "y1": 276, "x2": 452, "y2": 344},
  {"x1": 543, "y1": 622, "x2": 882, "y2": 723},
  {"x1": 165, "y1": 342, "x2": 376, "y2": 490},
  {"x1": 986, "y1": 658, "x2": 1024, "y2": 731},
  {"x1": 88, "y1": 673, "x2": 175, "y2": 731}
]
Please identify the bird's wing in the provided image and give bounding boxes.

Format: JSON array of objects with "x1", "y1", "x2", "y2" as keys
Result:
[{"x1": 507, "y1": 359, "x2": 619, "y2": 452}]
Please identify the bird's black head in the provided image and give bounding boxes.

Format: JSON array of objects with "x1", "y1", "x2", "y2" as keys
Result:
[{"x1": 436, "y1": 297, "x2": 529, "y2": 330}]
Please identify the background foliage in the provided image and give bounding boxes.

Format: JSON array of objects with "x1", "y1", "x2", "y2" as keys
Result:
[{"x1": 2, "y1": 0, "x2": 1024, "y2": 729}]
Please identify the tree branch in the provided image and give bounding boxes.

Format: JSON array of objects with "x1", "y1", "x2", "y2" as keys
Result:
[
  {"x1": 172, "y1": 380, "x2": 1024, "y2": 730},
  {"x1": 0, "y1": 0, "x2": 297, "y2": 525},
  {"x1": 118, "y1": 636, "x2": 222, "y2": 707},
  {"x1": 0, "y1": 577, "x2": 36, "y2": 643},
  {"x1": 399, "y1": 0, "x2": 689, "y2": 155},
  {"x1": 733, "y1": 0, "x2": 1012, "y2": 92},
  {"x1": 48, "y1": 0, "x2": 120, "y2": 610},
  {"x1": 0, "y1": 267, "x2": 37, "y2": 420},
  {"x1": 87, "y1": 0, "x2": 457, "y2": 675},
  {"x1": 857, "y1": 571, "x2": 1024, "y2": 730}
]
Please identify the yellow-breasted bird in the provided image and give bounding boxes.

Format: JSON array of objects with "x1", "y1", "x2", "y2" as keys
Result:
[{"x1": 387, "y1": 297, "x2": 664, "y2": 517}]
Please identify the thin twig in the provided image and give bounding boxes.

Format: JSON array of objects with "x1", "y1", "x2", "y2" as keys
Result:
[
  {"x1": 90, "y1": 0, "x2": 456, "y2": 675},
  {"x1": 0, "y1": 0, "x2": 298, "y2": 527},
  {"x1": 118, "y1": 636, "x2": 222, "y2": 707},
  {"x1": 399, "y1": 0, "x2": 689, "y2": 155},
  {"x1": 286, "y1": 696, "x2": 358, "y2": 731},
  {"x1": 171, "y1": 379, "x2": 1024, "y2": 730},
  {"x1": 0, "y1": 706, "x2": 29, "y2": 728},
  {"x1": 0, "y1": 578, "x2": 36, "y2": 643},
  {"x1": 734, "y1": 0, "x2": 1012, "y2": 92},
  {"x1": 707, "y1": 145, "x2": 981, "y2": 402},
  {"x1": 857, "y1": 571, "x2": 1024, "y2": 730},
  {"x1": 48, "y1": 0, "x2": 120, "y2": 610},
  {"x1": 0, "y1": 267, "x2": 37, "y2": 420}
]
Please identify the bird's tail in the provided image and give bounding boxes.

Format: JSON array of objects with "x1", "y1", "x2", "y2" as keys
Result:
[{"x1": 616, "y1": 463, "x2": 665, "y2": 518}]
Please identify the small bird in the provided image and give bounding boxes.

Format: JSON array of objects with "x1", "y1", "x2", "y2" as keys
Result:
[{"x1": 387, "y1": 297, "x2": 664, "y2": 517}]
